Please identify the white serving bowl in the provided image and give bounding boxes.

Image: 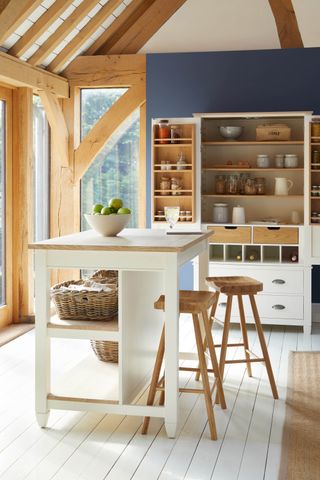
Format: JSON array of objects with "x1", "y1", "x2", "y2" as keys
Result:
[
  {"x1": 219, "y1": 126, "x2": 243, "y2": 140},
  {"x1": 84, "y1": 213, "x2": 131, "y2": 236}
]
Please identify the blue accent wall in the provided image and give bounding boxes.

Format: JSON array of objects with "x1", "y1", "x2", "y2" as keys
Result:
[{"x1": 146, "y1": 48, "x2": 320, "y2": 295}]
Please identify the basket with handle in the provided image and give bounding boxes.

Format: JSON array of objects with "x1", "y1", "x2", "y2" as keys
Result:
[
  {"x1": 51, "y1": 269, "x2": 119, "y2": 362},
  {"x1": 51, "y1": 270, "x2": 118, "y2": 321}
]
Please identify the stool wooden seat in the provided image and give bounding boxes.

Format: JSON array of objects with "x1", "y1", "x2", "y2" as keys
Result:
[
  {"x1": 141, "y1": 290, "x2": 226, "y2": 440},
  {"x1": 206, "y1": 276, "x2": 278, "y2": 400}
]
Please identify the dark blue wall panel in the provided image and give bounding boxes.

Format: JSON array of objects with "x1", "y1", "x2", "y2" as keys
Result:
[{"x1": 146, "y1": 48, "x2": 320, "y2": 295}]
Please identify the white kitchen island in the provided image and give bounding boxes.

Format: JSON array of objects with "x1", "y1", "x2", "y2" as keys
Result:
[{"x1": 29, "y1": 228, "x2": 211, "y2": 438}]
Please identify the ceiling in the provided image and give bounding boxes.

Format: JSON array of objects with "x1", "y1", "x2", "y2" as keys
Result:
[{"x1": 0, "y1": 0, "x2": 318, "y2": 77}]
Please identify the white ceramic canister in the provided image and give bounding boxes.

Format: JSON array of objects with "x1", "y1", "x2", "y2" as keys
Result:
[
  {"x1": 284, "y1": 154, "x2": 298, "y2": 168},
  {"x1": 232, "y1": 205, "x2": 246, "y2": 224},
  {"x1": 213, "y1": 203, "x2": 228, "y2": 223},
  {"x1": 256, "y1": 154, "x2": 270, "y2": 168}
]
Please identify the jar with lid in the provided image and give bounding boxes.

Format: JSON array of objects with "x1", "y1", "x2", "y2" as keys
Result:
[
  {"x1": 255, "y1": 177, "x2": 266, "y2": 195},
  {"x1": 159, "y1": 176, "x2": 170, "y2": 195},
  {"x1": 311, "y1": 122, "x2": 320, "y2": 137},
  {"x1": 215, "y1": 175, "x2": 226, "y2": 194},
  {"x1": 226, "y1": 175, "x2": 239, "y2": 194},
  {"x1": 171, "y1": 177, "x2": 182, "y2": 195},
  {"x1": 158, "y1": 119, "x2": 170, "y2": 144},
  {"x1": 213, "y1": 203, "x2": 228, "y2": 223},
  {"x1": 176, "y1": 152, "x2": 187, "y2": 170},
  {"x1": 256, "y1": 154, "x2": 270, "y2": 168},
  {"x1": 244, "y1": 178, "x2": 257, "y2": 195},
  {"x1": 170, "y1": 125, "x2": 181, "y2": 144}
]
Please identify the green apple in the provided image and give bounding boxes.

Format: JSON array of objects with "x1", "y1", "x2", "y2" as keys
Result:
[
  {"x1": 108, "y1": 198, "x2": 123, "y2": 211},
  {"x1": 117, "y1": 207, "x2": 131, "y2": 214},
  {"x1": 101, "y1": 206, "x2": 112, "y2": 215},
  {"x1": 92, "y1": 203, "x2": 104, "y2": 214}
]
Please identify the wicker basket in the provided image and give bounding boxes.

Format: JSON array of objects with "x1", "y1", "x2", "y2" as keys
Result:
[
  {"x1": 51, "y1": 270, "x2": 118, "y2": 321},
  {"x1": 90, "y1": 340, "x2": 118, "y2": 363},
  {"x1": 256, "y1": 123, "x2": 291, "y2": 141}
]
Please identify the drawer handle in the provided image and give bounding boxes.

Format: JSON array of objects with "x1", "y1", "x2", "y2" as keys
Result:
[
  {"x1": 267, "y1": 227, "x2": 280, "y2": 230},
  {"x1": 272, "y1": 304, "x2": 286, "y2": 310},
  {"x1": 218, "y1": 302, "x2": 227, "y2": 308},
  {"x1": 224, "y1": 226, "x2": 237, "y2": 230},
  {"x1": 272, "y1": 279, "x2": 286, "y2": 285}
]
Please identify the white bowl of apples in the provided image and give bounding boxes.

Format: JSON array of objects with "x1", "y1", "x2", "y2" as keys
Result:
[{"x1": 85, "y1": 198, "x2": 131, "y2": 236}]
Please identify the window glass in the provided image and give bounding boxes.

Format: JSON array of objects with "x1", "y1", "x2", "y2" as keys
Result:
[
  {"x1": 0, "y1": 101, "x2": 5, "y2": 305},
  {"x1": 80, "y1": 89, "x2": 140, "y2": 229},
  {"x1": 33, "y1": 95, "x2": 50, "y2": 241}
]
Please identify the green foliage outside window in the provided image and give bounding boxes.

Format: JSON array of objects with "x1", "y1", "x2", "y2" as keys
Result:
[{"x1": 80, "y1": 89, "x2": 140, "y2": 230}]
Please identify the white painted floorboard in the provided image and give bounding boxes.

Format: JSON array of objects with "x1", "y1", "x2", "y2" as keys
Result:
[{"x1": 0, "y1": 322, "x2": 319, "y2": 480}]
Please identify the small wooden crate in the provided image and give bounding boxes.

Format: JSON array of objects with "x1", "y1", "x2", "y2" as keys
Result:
[{"x1": 256, "y1": 124, "x2": 291, "y2": 141}]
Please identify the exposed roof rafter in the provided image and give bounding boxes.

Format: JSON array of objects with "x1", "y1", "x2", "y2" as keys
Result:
[
  {"x1": 268, "y1": 0, "x2": 303, "y2": 48},
  {"x1": 0, "y1": 0, "x2": 42, "y2": 44},
  {"x1": 47, "y1": 0, "x2": 123, "y2": 74},
  {"x1": 91, "y1": 0, "x2": 188, "y2": 55},
  {"x1": 28, "y1": 0, "x2": 99, "y2": 67},
  {"x1": 9, "y1": 0, "x2": 75, "y2": 58}
]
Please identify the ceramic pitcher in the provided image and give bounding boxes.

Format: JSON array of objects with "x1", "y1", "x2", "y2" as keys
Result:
[{"x1": 274, "y1": 177, "x2": 294, "y2": 195}]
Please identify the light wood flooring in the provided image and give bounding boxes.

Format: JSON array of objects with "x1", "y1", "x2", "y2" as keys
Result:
[{"x1": 0, "y1": 319, "x2": 319, "y2": 480}]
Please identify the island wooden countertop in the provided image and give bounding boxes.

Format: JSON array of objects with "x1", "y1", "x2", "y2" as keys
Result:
[{"x1": 29, "y1": 228, "x2": 212, "y2": 253}]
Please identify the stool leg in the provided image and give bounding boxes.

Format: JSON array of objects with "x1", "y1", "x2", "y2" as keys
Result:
[
  {"x1": 249, "y1": 294, "x2": 279, "y2": 400},
  {"x1": 195, "y1": 292, "x2": 219, "y2": 382},
  {"x1": 192, "y1": 313, "x2": 217, "y2": 440},
  {"x1": 237, "y1": 294, "x2": 252, "y2": 377},
  {"x1": 216, "y1": 295, "x2": 232, "y2": 404},
  {"x1": 141, "y1": 326, "x2": 165, "y2": 434},
  {"x1": 201, "y1": 308, "x2": 226, "y2": 410}
]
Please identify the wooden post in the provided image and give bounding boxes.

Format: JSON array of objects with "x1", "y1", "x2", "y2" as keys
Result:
[{"x1": 12, "y1": 87, "x2": 34, "y2": 322}]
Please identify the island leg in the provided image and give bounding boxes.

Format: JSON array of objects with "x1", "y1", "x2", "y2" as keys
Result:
[{"x1": 34, "y1": 250, "x2": 51, "y2": 428}]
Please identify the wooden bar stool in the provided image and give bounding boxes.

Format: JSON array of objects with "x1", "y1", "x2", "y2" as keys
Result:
[
  {"x1": 205, "y1": 276, "x2": 278, "y2": 400},
  {"x1": 141, "y1": 290, "x2": 226, "y2": 440}
]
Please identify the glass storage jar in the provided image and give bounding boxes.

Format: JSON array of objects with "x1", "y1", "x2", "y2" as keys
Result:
[
  {"x1": 159, "y1": 176, "x2": 170, "y2": 195},
  {"x1": 226, "y1": 175, "x2": 239, "y2": 194},
  {"x1": 158, "y1": 119, "x2": 170, "y2": 144},
  {"x1": 176, "y1": 152, "x2": 187, "y2": 170},
  {"x1": 255, "y1": 177, "x2": 266, "y2": 195},
  {"x1": 213, "y1": 203, "x2": 228, "y2": 223},
  {"x1": 171, "y1": 177, "x2": 182, "y2": 195},
  {"x1": 244, "y1": 178, "x2": 257, "y2": 195},
  {"x1": 170, "y1": 125, "x2": 181, "y2": 144},
  {"x1": 215, "y1": 175, "x2": 226, "y2": 194}
]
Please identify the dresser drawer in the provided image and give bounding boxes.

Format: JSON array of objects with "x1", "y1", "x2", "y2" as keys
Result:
[
  {"x1": 208, "y1": 226, "x2": 251, "y2": 244},
  {"x1": 253, "y1": 226, "x2": 298, "y2": 244},
  {"x1": 208, "y1": 265, "x2": 303, "y2": 294},
  {"x1": 215, "y1": 293, "x2": 303, "y2": 320}
]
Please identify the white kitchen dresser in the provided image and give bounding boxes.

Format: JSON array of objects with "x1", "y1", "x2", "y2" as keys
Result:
[{"x1": 29, "y1": 228, "x2": 210, "y2": 438}]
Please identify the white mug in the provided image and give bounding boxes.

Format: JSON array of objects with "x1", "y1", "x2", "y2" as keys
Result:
[{"x1": 274, "y1": 177, "x2": 294, "y2": 195}]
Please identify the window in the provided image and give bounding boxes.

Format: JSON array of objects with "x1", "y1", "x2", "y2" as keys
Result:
[
  {"x1": 33, "y1": 95, "x2": 50, "y2": 241},
  {"x1": 0, "y1": 100, "x2": 5, "y2": 305},
  {"x1": 80, "y1": 89, "x2": 140, "y2": 230}
]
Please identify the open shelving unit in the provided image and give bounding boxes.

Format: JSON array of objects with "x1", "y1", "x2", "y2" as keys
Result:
[{"x1": 152, "y1": 121, "x2": 196, "y2": 224}]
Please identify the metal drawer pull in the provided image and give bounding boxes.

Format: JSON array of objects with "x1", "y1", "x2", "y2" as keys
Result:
[
  {"x1": 272, "y1": 279, "x2": 285, "y2": 285},
  {"x1": 272, "y1": 304, "x2": 286, "y2": 310},
  {"x1": 218, "y1": 302, "x2": 227, "y2": 308}
]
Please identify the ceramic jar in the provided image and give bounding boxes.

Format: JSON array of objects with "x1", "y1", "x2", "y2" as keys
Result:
[
  {"x1": 256, "y1": 154, "x2": 270, "y2": 168},
  {"x1": 213, "y1": 203, "x2": 228, "y2": 223},
  {"x1": 274, "y1": 154, "x2": 284, "y2": 168},
  {"x1": 284, "y1": 154, "x2": 298, "y2": 168}
]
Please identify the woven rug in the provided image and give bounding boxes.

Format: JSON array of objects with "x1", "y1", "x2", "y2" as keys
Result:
[{"x1": 279, "y1": 352, "x2": 320, "y2": 480}]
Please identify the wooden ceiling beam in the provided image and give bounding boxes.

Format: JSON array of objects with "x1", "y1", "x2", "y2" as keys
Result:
[
  {"x1": 63, "y1": 54, "x2": 146, "y2": 88},
  {"x1": 0, "y1": 51, "x2": 69, "y2": 97},
  {"x1": 74, "y1": 82, "x2": 145, "y2": 183},
  {"x1": 268, "y1": 0, "x2": 303, "y2": 48},
  {"x1": 0, "y1": 0, "x2": 42, "y2": 44},
  {"x1": 47, "y1": 0, "x2": 123, "y2": 74},
  {"x1": 28, "y1": 0, "x2": 99, "y2": 67},
  {"x1": 85, "y1": 0, "x2": 152, "y2": 56},
  {"x1": 9, "y1": 0, "x2": 74, "y2": 58},
  {"x1": 92, "y1": 0, "x2": 188, "y2": 55}
]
